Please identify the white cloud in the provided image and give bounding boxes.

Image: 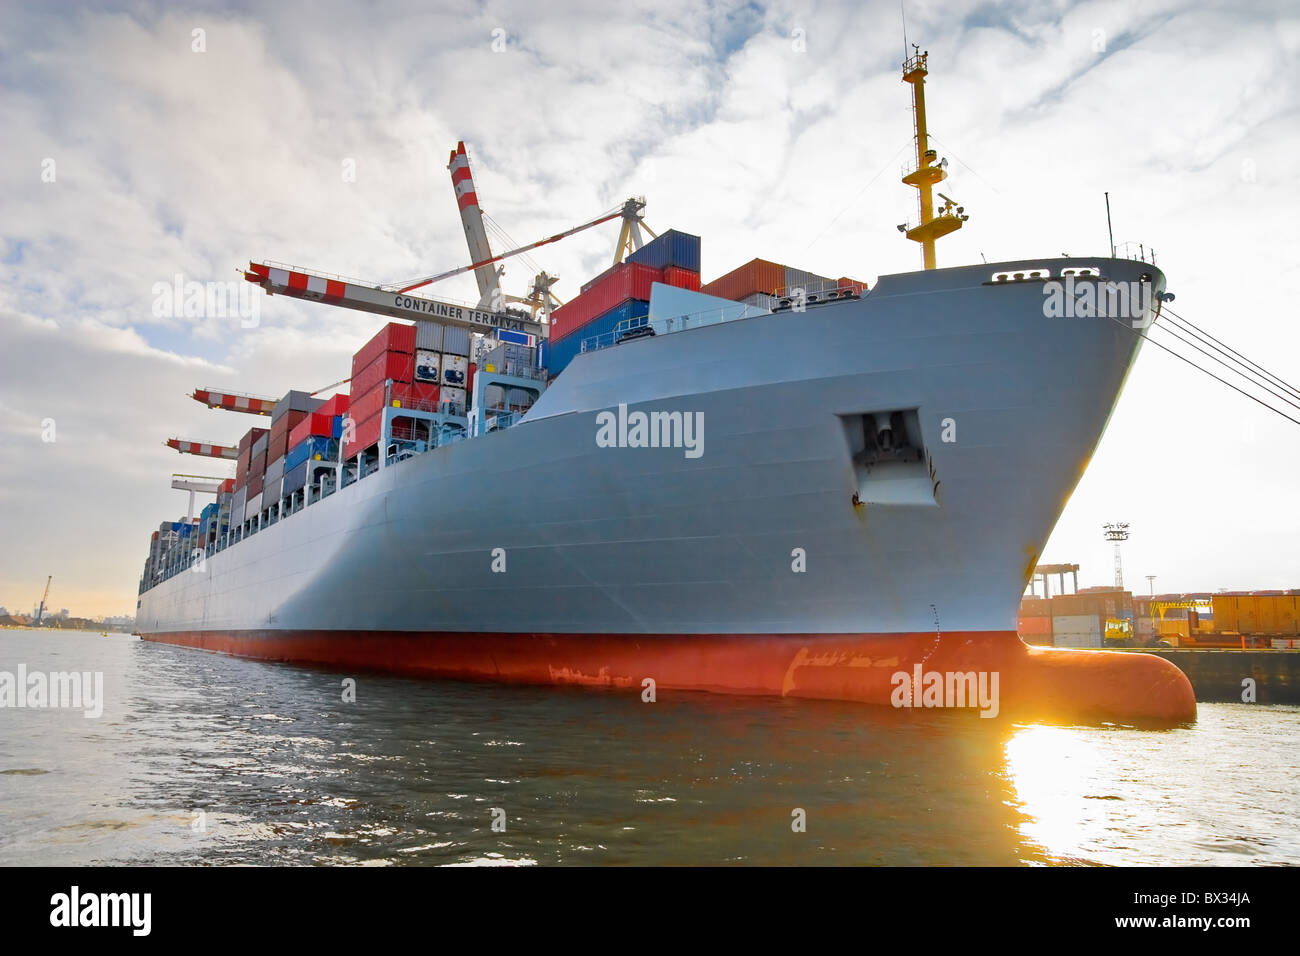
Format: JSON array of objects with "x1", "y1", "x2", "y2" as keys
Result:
[{"x1": 1, "y1": 0, "x2": 1298, "y2": 614}]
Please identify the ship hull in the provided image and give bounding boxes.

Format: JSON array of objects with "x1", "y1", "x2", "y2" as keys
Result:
[
  {"x1": 142, "y1": 627, "x2": 1194, "y2": 722},
  {"x1": 137, "y1": 257, "x2": 1195, "y2": 723}
]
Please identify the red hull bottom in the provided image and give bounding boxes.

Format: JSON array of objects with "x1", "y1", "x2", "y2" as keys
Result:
[{"x1": 138, "y1": 629, "x2": 1196, "y2": 724}]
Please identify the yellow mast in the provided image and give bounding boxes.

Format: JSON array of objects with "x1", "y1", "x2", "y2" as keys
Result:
[{"x1": 901, "y1": 47, "x2": 967, "y2": 269}]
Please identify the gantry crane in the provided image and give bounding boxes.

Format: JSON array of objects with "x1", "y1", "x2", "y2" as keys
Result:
[
  {"x1": 165, "y1": 439, "x2": 239, "y2": 460},
  {"x1": 240, "y1": 141, "x2": 653, "y2": 340},
  {"x1": 34, "y1": 575, "x2": 52, "y2": 626},
  {"x1": 190, "y1": 387, "x2": 277, "y2": 416}
]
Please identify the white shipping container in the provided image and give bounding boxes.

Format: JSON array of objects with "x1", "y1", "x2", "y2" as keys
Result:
[
  {"x1": 441, "y1": 386, "x2": 467, "y2": 412},
  {"x1": 415, "y1": 349, "x2": 441, "y2": 383},
  {"x1": 1051, "y1": 614, "x2": 1102, "y2": 648},
  {"x1": 1052, "y1": 632, "x2": 1103, "y2": 648},
  {"x1": 441, "y1": 353, "x2": 469, "y2": 386},
  {"x1": 1051, "y1": 613, "x2": 1102, "y2": 633}
]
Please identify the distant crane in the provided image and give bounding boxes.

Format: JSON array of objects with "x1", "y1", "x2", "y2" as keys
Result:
[
  {"x1": 34, "y1": 575, "x2": 52, "y2": 626},
  {"x1": 171, "y1": 474, "x2": 227, "y2": 525},
  {"x1": 1103, "y1": 522, "x2": 1130, "y2": 589}
]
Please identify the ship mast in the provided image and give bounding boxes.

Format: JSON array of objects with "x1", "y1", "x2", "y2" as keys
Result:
[{"x1": 900, "y1": 47, "x2": 968, "y2": 269}]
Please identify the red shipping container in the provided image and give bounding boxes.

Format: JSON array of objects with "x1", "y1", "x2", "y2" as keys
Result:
[
  {"x1": 268, "y1": 409, "x2": 307, "y2": 462},
  {"x1": 661, "y1": 266, "x2": 701, "y2": 291},
  {"x1": 238, "y1": 427, "x2": 268, "y2": 453},
  {"x1": 393, "y1": 381, "x2": 440, "y2": 412},
  {"x1": 219, "y1": 478, "x2": 235, "y2": 494},
  {"x1": 349, "y1": 385, "x2": 394, "y2": 425},
  {"x1": 352, "y1": 350, "x2": 414, "y2": 397},
  {"x1": 318, "y1": 393, "x2": 350, "y2": 417},
  {"x1": 1018, "y1": 616, "x2": 1053, "y2": 636},
  {"x1": 467, "y1": 362, "x2": 476, "y2": 399},
  {"x1": 342, "y1": 413, "x2": 384, "y2": 461},
  {"x1": 247, "y1": 473, "x2": 263, "y2": 498},
  {"x1": 236, "y1": 447, "x2": 251, "y2": 484},
  {"x1": 249, "y1": 450, "x2": 266, "y2": 478},
  {"x1": 551, "y1": 262, "x2": 662, "y2": 341},
  {"x1": 837, "y1": 276, "x2": 869, "y2": 294},
  {"x1": 353, "y1": 322, "x2": 416, "y2": 373},
  {"x1": 700, "y1": 258, "x2": 785, "y2": 301},
  {"x1": 289, "y1": 412, "x2": 335, "y2": 449}
]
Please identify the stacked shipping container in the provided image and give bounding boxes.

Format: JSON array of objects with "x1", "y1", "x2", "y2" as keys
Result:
[
  {"x1": 546, "y1": 229, "x2": 702, "y2": 376},
  {"x1": 343, "y1": 321, "x2": 462, "y2": 461},
  {"x1": 1017, "y1": 588, "x2": 1136, "y2": 647},
  {"x1": 700, "y1": 259, "x2": 867, "y2": 301},
  {"x1": 345, "y1": 322, "x2": 416, "y2": 461}
]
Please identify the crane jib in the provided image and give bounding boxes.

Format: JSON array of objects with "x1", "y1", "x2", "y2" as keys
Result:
[
  {"x1": 249, "y1": 262, "x2": 547, "y2": 337},
  {"x1": 391, "y1": 294, "x2": 539, "y2": 334}
]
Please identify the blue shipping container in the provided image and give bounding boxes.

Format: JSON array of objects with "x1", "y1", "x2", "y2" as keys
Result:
[
  {"x1": 626, "y1": 229, "x2": 701, "y2": 273},
  {"x1": 286, "y1": 435, "x2": 336, "y2": 471},
  {"x1": 496, "y1": 328, "x2": 537, "y2": 347},
  {"x1": 283, "y1": 460, "x2": 309, "y2": 494},
  {"x1": 546, "y1": 300, "x2": 650, "y2": 376}
]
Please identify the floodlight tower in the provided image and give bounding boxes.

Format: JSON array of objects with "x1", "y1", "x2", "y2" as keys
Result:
[{"x1": 1103, "y1": 523, "x2": 1130, "y2": 589}]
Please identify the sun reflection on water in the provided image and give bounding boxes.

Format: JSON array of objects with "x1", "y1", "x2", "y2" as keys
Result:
[{"x1": 1003, "y1": 724, "x2": 1106, "y2": 862}]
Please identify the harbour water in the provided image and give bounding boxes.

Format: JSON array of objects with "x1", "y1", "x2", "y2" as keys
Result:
[{"x1": 0, "y1": 629, "x2": 1296, "y2": 866}]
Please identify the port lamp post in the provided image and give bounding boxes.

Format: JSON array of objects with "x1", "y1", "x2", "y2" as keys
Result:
[{"x1": 1103, "y1": 522, "x2": 1130, "y2": 590}]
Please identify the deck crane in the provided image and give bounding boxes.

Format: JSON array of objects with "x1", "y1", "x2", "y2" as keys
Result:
[
  {"x1": 241, "y1": 141, "x2": 653, "y2": 339},
  {"x1": 34, "y1": 575, "x2": 52, "y2": 626}
]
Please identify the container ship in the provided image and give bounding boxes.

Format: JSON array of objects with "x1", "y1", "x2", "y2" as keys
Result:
[{"x1": 134, "y1": 52, "x2": 1196, "y2": 723}]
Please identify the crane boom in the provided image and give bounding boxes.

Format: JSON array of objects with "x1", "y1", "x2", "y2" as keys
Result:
[
  {"x1": 35, "y1": 575, "x2": 52, "y2": 626},
  {"x1": 447, "y1": 142, "x2": 502, "y2": 310},
  {"x1": 395, "y1": 205, "x2": 630, "y2": 294},
  {"x1": 191, "y1": 388, "x2": 277, "y2": 416},
  {"x1": 310, "y1": 377, "x2": 352, "y2": 396},
  {"x1": 241, "y1": 262, "x2": 546, "y2": 338},
  {"x1": 165, "y1": 439, "x2": 239, "y2": 460}
]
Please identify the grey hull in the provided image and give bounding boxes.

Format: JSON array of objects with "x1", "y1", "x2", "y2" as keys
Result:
[{"x1": 137, "y1": 258, "x2": 1161, "y2": 640}]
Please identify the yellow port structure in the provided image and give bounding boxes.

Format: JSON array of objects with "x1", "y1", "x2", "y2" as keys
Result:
[{"x1": 901, "y1": 48, "x2": 968, "y2": 269}]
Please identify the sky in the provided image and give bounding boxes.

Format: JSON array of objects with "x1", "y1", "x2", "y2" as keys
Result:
[{"x1": 1, "y1": 0, "x2": 1297, "y2": 617}]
